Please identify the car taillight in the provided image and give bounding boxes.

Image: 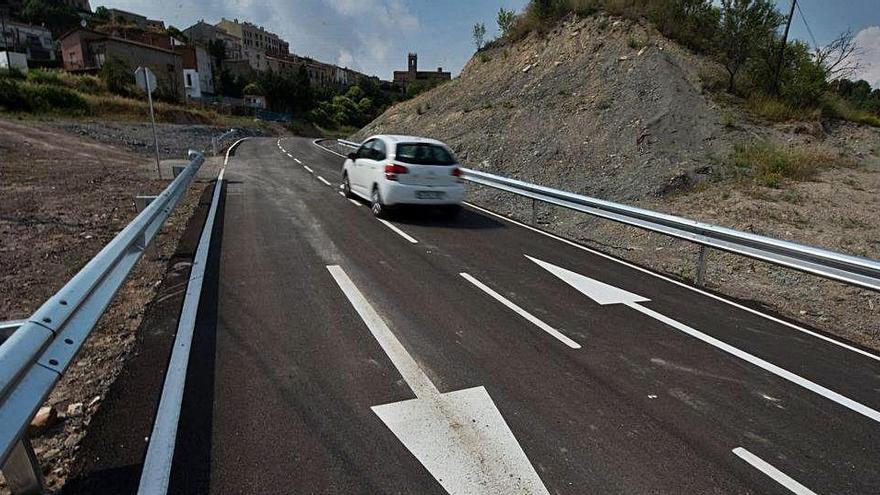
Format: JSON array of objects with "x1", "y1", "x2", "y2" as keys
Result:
[
  {"x1": 451, "y1": 167, "x2": 462, "y2": 177},
  {"x1": 384, "y1": 163, "x2": 408, "y2": 181}
]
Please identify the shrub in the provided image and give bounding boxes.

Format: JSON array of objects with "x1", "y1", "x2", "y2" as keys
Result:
[
  {"x1": 100, "y1": 56, "x2": 135, "y2": 96},
  {"x1": 821, "y1": 95, "x2": 880, "y2": 127},
  {"x1": 746, "y1": 93, "x2": 819, "y2": 122},
  {"x1": 729, "y1": 141, "x2": 848, "y2": 187}
]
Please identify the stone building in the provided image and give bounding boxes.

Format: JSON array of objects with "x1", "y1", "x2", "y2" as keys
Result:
[
  {"x1": 215, "y1": 18, "x2": 289, "y2": 72},
  {"x1": 60, "y1": 28, "x2": 184, "y2": 101},
  {"x1": 392, "y1": 53, "x2": 450, "y2": 90}
]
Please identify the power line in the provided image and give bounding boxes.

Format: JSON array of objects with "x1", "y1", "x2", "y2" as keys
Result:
[{"x1": 794, "y1": 0, "x2": 819, "y2": 49}]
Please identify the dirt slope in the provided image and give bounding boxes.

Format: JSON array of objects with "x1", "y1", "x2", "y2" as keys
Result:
[
  {"x1": 353, "y1": 14, "x2": 880, "y2": 350},
  {"x1": 0, "y1": 118, "x2": 222, "y2": 492},
  {"x1": 356, "y1": 15, "x2": 728, "y2": 201}
]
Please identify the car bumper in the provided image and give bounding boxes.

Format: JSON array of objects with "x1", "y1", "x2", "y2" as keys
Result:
[{"x1": 380, "y1": 182, "x2": 466, "y2": 206}]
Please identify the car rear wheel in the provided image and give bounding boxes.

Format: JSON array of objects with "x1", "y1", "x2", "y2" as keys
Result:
[
  {"x1": 371, "y1": 187, "x2": 386, "y2": 218},
  {"x1": 342, "y1": 173, "x2": 354, "y2": 199}
]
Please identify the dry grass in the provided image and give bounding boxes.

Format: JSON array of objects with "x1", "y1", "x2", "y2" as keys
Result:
[
  {"x1": 746, "y1": 94, "x2": 820, "y2": 123},
  {"x1": 729, "y1": 141, "x2": 854, "y2": 188}
]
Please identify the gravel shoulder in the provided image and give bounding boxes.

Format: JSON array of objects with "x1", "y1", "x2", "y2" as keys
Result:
[{"x1": 0, "y1": 118, "x2": 227, "y2": 492}]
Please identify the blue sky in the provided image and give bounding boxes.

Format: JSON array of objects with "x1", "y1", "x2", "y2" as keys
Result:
[{"x1": 97, "y1": 1, "x2": 878, "y2": 87}]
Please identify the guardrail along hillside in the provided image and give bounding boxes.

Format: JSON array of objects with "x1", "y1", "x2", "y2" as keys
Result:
[{"x1": 336, "y1": 139, "x2": 880, "y2": 292}]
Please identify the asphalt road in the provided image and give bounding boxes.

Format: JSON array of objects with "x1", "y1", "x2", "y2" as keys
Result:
[{"x1": 165, "y1": 137, "x2": 880, "y2": 494}]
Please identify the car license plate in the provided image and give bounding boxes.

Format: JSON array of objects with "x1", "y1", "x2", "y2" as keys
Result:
[{"x1": 417, "y1": 191, "x2": 444, "y2": 199}]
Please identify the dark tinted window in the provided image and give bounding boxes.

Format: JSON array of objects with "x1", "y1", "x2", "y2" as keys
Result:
[
  {"x1": 356, "y1": 140, "x2": 374, "y2": 159},
  {"x1": 373, "y1": 140, "x2": 387, "y2": 160},
  {"x1": 394, "y1": 144, "x2": 456, "y2": 165}
]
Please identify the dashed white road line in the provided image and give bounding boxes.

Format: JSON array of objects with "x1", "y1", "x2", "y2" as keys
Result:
[
  {"x1": 294, "y1": 158, "x2": 302, "y2": 164},
  {"x1": 318, "y1": 176, "x2": 332, "y2": 187},
  {"x1": 460, "y1": 273, "x2": 581, "y2": 349},
  {"x1": 348, "y1": 199, "x2": 362, "y2": 207},
  {"x1": 303, "y1": 165, "x2": 314, "y2": 174},
  {"x1": 462, "y1": 202, "x2": 880, "y2": 363},
  {"x1": 338, "y1": 191, "x2": 346, "y2": 197},
  {"x1": 733, "y1": 448, "x2": 818, "y2": 495},
  {"x1": 378, "y1": 219, "x2": 418, "y2": 244}
]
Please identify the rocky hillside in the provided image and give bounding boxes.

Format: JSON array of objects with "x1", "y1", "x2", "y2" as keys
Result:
[
  {"x1": 353, "y1": 13, "x2": 880, "y2": 350},
  {"x1": 356, "y1": 15, "x2": 730, "y2": 201}
]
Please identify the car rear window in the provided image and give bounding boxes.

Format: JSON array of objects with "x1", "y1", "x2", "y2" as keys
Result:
[{"x1": 394, "y1": 143, "x2": 456, "y2": 165}]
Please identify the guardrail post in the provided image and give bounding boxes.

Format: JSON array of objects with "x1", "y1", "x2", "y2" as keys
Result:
[
  {"x1": 212, "y1": 136, "x2": 217, "y2": 157},
  {"x1": 695, "y1": 245, "x2": 708, "y2": 286},
  {"x1": 2, "y1": 437, "x2": 43, "y2": 495},
  {"x1": 531, "y1": 198, "x2": 537, "y2": 226},
  {"x1": 172, "y1": 165, "x2": 186, "y2": 179}
]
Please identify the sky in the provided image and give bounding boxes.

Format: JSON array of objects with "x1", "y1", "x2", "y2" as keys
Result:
[{"x1": 96, "y1": 0, "x2": 878, "y2": 87}]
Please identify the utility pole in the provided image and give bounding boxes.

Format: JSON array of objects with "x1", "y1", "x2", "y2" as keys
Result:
[{"x1": 773, "y1": 0, "x2": 797, "y2": 95}]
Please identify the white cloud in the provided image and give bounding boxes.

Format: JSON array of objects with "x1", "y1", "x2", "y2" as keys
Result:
[
  {"x1": 853, "y1": 26, "x2": 880, "y2": 89},
  {"x1": 337, "y1": 48, "x2": 354, "y2": 68},
  {"x1": 95, "y1": 0, "x2": 421, "y2": 78}
]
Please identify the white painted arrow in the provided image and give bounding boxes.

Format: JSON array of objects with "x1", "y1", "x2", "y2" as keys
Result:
[
  {"x1": 328, "y1": 265, "x2": 551, "y2": 495},
  {"x1": 526, "y1": 255, "x2": 880, "y2": 424}
]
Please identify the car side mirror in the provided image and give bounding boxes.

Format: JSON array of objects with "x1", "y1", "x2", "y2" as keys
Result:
[{"x1": 347, "y1": 152, "x2": 357, "y2": 160}]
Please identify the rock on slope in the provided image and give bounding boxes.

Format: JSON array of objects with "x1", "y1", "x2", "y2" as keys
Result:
[{"x1": 354, "y1": 15, "x2": 727, "y2": 201}]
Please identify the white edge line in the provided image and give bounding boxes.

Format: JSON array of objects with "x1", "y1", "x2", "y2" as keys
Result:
[
  {"x1": 137, "y1": 141, "x2": 236, "y2": 495},
  {"x1": 460, "y1": 273, "x2": 581, "y2": 349},
  {"x1": 732, "y1": 448, "x2": 818, "y2": 495},
  {"x1": 631, "y1": 303, "x2": 880, "y2": 423},
  {"x1": 462, "y1": 201, "x2": 880, "y2": 363},
  {"x1": 318, "y1": 176, "x2": 332, "y2": 187},
  {"x1": 313, "y1": 138, "x2": 347, "y2": 158},
  {"x1": 303, "y1": 165, "x2": 314, "y2": 174},
  {"x1": 378, "y1": 219, "x2": 418, "y2": 244},
  {"x1": 348, "y1": 199, "x2": 362, "y2": 207},
  {"x1": 338, "y1": 191, "x2": 346, "y2": 197}
]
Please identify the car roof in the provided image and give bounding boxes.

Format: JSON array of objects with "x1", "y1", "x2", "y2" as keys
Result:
[{"x1": 368, "y1": 134, "x2": 446, "y2": 146}]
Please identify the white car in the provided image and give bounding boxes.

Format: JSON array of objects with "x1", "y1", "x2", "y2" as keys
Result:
[{"x1": 342, "y1": 135, "x2": 466, "y2": 218}]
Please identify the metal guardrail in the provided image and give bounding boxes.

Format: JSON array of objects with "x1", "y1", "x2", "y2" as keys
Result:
[
  {"x1": 335, "y1": 139, "x2": 880, "y2": 292},
  {"x1": 211, "y1": 128, "x2": 239, "y2": 156},
  {"x1": 0, "y1": 150, "x2": 206, "y2": 494},
  {"x1": 0, "y1": 321, "x2": 25, "y2": 346}
]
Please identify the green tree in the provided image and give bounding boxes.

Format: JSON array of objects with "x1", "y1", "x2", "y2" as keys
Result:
[
  {"x1": 472, "y1": 22, "x2": 487, "y2": 51},
  {"x1": 497, "y1": 8, "x2": 516, "y2": 37},
  {"x1": 20, "y1": 0, "x2": 79, "y2": 36},
  {"x1": 714, "y1": 0, "x2": 782, "y2": 93},
  {"x1": 647, "y1": 0, "x2": 719, "y2": 53},
  {"x1": 99, "y1": 56, "x2": 133, "y2": 96},
  {"x1": 242, "y1": 82, "x2": 264, "y2": 96}
]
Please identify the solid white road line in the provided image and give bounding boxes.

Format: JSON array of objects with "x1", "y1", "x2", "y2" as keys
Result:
[
  {"x1": 338, "y1": 191, "x2": 346, "y2": 197},
  {"x1": 327, "y1": 266, "x2": 551, "y2": 495},
  {"x1": 318, "y1": 176, "x2": 332, "y2": 187},
  {"x1": 294, "y1": 158, "x2": 302, "y2": 164},
  {"x1": 460, "y1": 273, "x2": 581, "y2": 349},
  {"x1": 463, "y1": 201, "x2": 880, "y2": 364},
  {"x1": 378, "y1": 219, "x2": 418, "y2": 244},
  {"x1": 313, "y1": 139, "x2": 347, "y2": 158},
  {"x1": 138, "y1": 138, "x2": 241, "y2": 495},
  {"x1": 733, "y1": 448, "x2": 818, "y2": 495},
  {"x1": 303, "y1": 165, "x2": 314, "y2": 174},
  {"x1": 328, "y1": 266, "x2": 437, "y2": 398},
  {"x1": 348, "y1": 199, "x2": 362, "y2": 207},
  {"x1": 529, "y1": 255, "x2": 880, "y2": 424}
]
